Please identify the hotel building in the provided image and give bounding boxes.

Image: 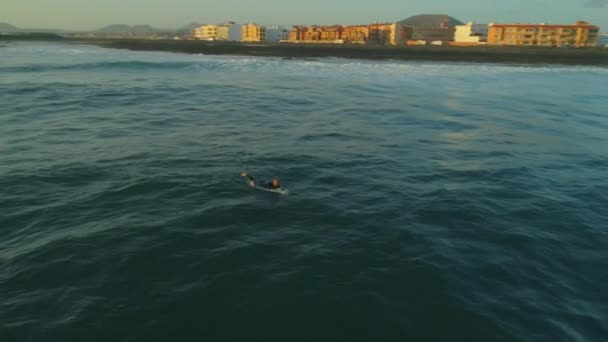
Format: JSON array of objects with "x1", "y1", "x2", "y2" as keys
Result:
[{"x1": 487, "y1": 21, "x2": 599, "y2": 47}]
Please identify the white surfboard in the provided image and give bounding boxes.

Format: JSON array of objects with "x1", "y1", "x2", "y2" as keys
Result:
[
  {"x1": 254, "y1": 186, "x2": 289, "y2": 195},
  {"x1": 241, "y1": 174, "x2": 289, "y2": 195}
]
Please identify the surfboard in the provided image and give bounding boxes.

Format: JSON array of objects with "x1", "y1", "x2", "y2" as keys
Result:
[
  {"x1": 254, "y1": 186, "x2": 289, "y2": 195},
  {"x1": 241, "y1": 175, "x2": 289, "y2": 195}
]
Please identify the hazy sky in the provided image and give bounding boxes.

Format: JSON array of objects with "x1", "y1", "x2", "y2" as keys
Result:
[{"x1": 2, "y1": 0, "x2": 606, "y2": 31}]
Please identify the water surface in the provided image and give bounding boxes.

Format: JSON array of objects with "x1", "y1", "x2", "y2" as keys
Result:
[{"x1": 1, "y1": 42, "x2": 607, "y2": 342}]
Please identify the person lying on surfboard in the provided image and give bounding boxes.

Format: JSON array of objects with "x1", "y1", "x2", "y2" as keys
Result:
[{"x1": 241, "y1": 172, "x2": 280, "y2": 190}]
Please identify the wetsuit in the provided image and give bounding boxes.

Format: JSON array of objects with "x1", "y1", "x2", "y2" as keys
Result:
[
  {"x1": 266, "y1": 181, "x2": 280, "y2": 189},
  {"x1": 244, "y1": 174, "x2": 279, "y2": 189}
]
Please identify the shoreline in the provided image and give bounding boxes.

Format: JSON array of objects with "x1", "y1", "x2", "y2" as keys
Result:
[
  {"x1": 87, "y1": 39, "x2": 608, "y2": 66},
  {"x1": 5, "y1": 36, "x2": 608, "y2": 66}
]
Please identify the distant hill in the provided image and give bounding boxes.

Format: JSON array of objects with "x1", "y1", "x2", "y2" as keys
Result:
[
  {"x1": 0, "y1": 23, "x2": 66, "y2": 34},
  {"x1": 399, "y1": 14, "x2": 463, "y2": 41},
  {"x1": 0, "y1": 23, "x2": 19, "y2": 32},
  {"x1": 399, "y1": 14, "x2": 463, "y2": 28},
  {"x1": 96, "y1": 24, "x2": 167, "y2": 35},
  {"x1": 0, "y1": 32, "x2": 63, "y2": 40}
]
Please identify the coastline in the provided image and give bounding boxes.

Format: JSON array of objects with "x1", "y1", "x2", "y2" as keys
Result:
[
  {"x1": 4, "y1": 36, "x2": 608, "y2": 66},
  {"x1": 86, "y1": 39, "x2": 608, "y2": 66}
]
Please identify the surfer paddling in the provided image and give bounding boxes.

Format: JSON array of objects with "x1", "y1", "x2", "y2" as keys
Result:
[{"x1": 241, "y1": 172, "x2": 281, "y2": 190}]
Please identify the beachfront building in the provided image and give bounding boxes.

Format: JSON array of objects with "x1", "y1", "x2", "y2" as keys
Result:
[
  {"x1": 453, "y1": 22, "x2": 488, "y2": 45},
  {"x1": 265, "y1": 25, "x2": 290, "y2": 42},
  {"x1": 287, "y1": 25, "x2": 345, "y2": 44},
  {"x1": 191, "y1": 25, "x2": 218, "y2": 40},
  {"x1": 487, "y1": 21, "x2": 600, "y2": 47},
  {"x1": 341, "y1": 25, "x2": 368, "y2": 44},
  {"x1": 241, "y1": 23, "x2": 266, "y2": 42},
  {"x1": 191, "y1": 22, "x2": 242, "y2": 41},
  {"x1": 285, "y1": 23, "x2": 409, "y2": 45},
  {"x1": 369, "y1": 23, "x2": 410, "y2": 45}
]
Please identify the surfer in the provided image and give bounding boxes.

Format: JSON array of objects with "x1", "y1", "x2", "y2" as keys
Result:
[{"x1": 241, "y1": 172, "x2": 280, "y2": 190}]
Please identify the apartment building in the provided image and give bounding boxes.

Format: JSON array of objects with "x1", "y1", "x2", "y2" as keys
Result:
[
  {"x1": 288, "y1": 25, "x2": 344, "y2": 43},
  {"x1": 369, "y1": 23, "x2": 410, "y2": 45},
  {"x1": 487, "y1": 21, "x2": 599, "y2": 47},
  {"x1": 191, "y1": 25, "x2": 218, "y2": 41},
  {"x1": 191, "y1": 22, "x2": 242, "y2": 41},
  {"x1": 241, "y1": 23, "x2": 266, "y2": 42},
  {"x1": 286, "y1": 23, "x2": 409, "y2": 45}
]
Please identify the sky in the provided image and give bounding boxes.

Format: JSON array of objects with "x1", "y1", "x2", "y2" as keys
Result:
[{"x1": 2, "y1": 0, "x2": 606, "y2": 31}]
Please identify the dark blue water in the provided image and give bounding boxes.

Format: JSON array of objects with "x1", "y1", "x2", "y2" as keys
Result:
[{"x1": 1, "y1": 42, "x2": 607, "y2": 342}]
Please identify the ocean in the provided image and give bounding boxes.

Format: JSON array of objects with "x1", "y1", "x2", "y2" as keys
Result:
[{"x1": 1, "y1": 41, "x2": 607, "y2": 342}]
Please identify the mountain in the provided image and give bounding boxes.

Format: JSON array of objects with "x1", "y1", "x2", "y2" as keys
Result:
[
  {"x1": 0, "y1": 23, "x2": 67, "y2": 34},
  {"x1": 399, "y1": 14, "x2": 463, "y2": 28},
  {"x1": 399, "y1": 14, "x2": 463, "y2": 41},
  {"x1": 96, "y1": 24, "x2": 166, "y2": 35},
  {"x1": 0, "y1": 23, "x2": 19, "y2": 32}
]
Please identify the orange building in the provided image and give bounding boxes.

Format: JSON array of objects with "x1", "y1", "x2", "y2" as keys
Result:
[
  {"x1": 286, "y1": 23, "x2": 410, "y2": 45},
  {"x1": 288, "y1": 26, "x2": 344, "y2": 43},
  {"x1": 487, "y1": 21, "x2": 599, "y2": 47},
  {"x1": 241, "y1": 23, "x2": 266, "y2": 42},
  {"x1": 342, "y1": 25, "x2": 369, "y2": 44}
]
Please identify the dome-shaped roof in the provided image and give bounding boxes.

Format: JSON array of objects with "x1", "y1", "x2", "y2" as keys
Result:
[{"x1": 399, "y1": 14, "x2": 463, "y2": 28}]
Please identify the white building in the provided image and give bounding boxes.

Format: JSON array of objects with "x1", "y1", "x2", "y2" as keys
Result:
[
  {"x1": 265, "y1": 25, "x2": 290, "y2": 42},
  {"x1": 191, "y1": 22, "x2": 242, "y2": 41},
  {"x1": 454, "y1": 22, "x2": 488, "y2": 44}
]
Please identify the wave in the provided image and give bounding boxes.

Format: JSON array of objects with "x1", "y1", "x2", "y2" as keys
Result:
[
  {"x1": 0, "y1": 60, "x2": 213, "y2": 73},
  {"x1": 3, "y1": 59, "x2": 608, "y2": 82}
]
